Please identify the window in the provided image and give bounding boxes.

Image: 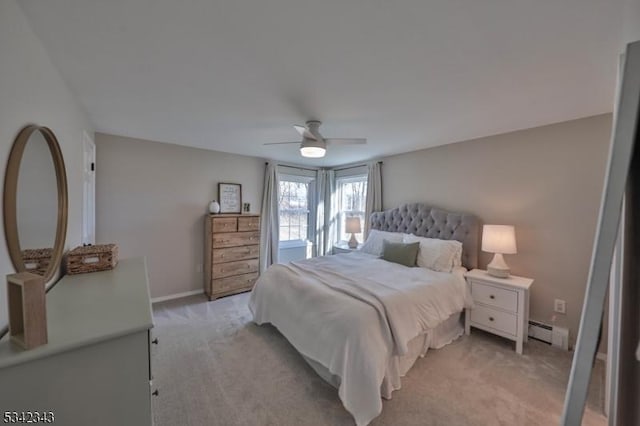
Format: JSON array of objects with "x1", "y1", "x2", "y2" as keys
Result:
[
  {"x1": 278, "y1": 177, "x2": 312, "y2": 243},
  {"x1": 337, "y1": 175, "x2": 368, "y2": 243}
]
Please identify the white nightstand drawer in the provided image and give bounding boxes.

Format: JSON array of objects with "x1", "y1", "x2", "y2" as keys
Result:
[
  {"x1": 471, "y1": 281, "x2": 518, "y2": 313},
  {"x1": 470, "y1": 305, "x2": 517, "y2": 336}
]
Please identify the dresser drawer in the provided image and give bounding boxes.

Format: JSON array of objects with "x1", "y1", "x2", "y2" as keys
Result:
[
  {"x1": 212, "y1": 258, "x2": 259, "y2": 278},
  {"x1": 213, "y1": 245, "x2": 259, "y2": 264},
  {"x1": 238, "y1": 216, "x2": 260, "y2": 232},
  {"x1": 212, "y1": 272, "x2": 259, "y2": 293},
  {"x1": 471, "y1": 281, "x2": 518, "y2": 313},
  {"x1": 212, "y1": 231, "x2": 260, "y2": 248},
  {"x1": 470, "y1": 304, "x2": 517, "y2": 336},
  {"x1": 211, "y1": 217, "x2": 237, "y2": 233}
]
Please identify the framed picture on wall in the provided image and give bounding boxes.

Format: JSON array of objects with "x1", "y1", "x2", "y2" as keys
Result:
[{"x1": 218, "y1": 183, "x2": 242, "y2": 213}]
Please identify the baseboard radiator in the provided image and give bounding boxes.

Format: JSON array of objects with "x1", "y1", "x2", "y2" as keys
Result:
[{"x1": 528, "y1": 320, "x2": 569, "y2": 350}]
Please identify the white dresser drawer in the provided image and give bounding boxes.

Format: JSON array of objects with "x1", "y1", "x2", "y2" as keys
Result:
[
  {"x1": 471, "y1": 281, "x2": 518, "y2": 313},
  {"x1": 470, "y1": 304, "x2": 518, "y2": 336}
]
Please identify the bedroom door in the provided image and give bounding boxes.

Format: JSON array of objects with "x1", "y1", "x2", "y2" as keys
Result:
[{"x1": 82, "y1": 131, "x2": 96, "y2": 245}]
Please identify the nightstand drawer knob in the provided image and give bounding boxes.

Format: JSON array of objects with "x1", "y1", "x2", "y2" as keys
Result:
[
  {"x1": 489, "y1": 316, "x2": 495, "y2": 322},
  {"x1": 489, "y1": 295, "x2": 495, "y2": 299}
]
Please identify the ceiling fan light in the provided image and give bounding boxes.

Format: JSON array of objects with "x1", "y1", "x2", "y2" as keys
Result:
[
  {"x1": 300, "y1": 137, "x2": 326, "y2": 158},
  {"x1": 300, "y1": 146, "x2": 326, "y2": 158}
]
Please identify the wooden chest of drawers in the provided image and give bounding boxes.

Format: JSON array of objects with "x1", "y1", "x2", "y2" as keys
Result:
[{"x1": 204, "y1": 214, "x2": 261, "y2": 300}]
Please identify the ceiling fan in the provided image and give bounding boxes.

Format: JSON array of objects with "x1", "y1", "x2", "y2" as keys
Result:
[{"x1": 264, "y1": 120, "x2": 367, "y2": 158}]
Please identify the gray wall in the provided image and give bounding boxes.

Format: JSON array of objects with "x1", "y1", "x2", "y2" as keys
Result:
[
  {"x1": 95, "y1": 133, "x2": 265, "y2": 299},
  {"x1": 382, "y1": 114, "x2": 612, "y2": 345},
  {"x1": 0, "y1": 0, "x2": 93, "y2": 331},
  {"x1": 623, "y1": 0, "x2": 640, "y2": 47}
]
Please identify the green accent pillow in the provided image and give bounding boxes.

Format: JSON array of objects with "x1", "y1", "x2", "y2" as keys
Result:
[{"x1": 381, "y1": 240, "x2": 420, "y2": 267}]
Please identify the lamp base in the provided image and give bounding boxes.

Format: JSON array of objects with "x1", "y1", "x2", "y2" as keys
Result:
[
  {"x1": 348, "y1": 234, "x2": 359, "y2": 249},
  {"x1": 487, "y1": 253, "x2": 510, "y2": 278}
]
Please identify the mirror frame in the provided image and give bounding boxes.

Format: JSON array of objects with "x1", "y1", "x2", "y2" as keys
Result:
[{"x1": 3, "y1": 125, "x2": 68, "y2": 283}]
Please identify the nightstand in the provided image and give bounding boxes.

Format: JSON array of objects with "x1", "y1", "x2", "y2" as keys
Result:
[
  {"x1": 332, "y1": 241, "x2": 362, "y2": 254},
  {"x1": 464, "y1": 268, "x2": 533, "y2": 354}
]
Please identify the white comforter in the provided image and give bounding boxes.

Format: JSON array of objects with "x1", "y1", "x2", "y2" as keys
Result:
[{"x1": 249, "y1": 252, "x2": 473, "y2": 426}]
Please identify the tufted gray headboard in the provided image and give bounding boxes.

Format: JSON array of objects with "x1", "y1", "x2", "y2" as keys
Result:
[{"x1": 369, "y1": 203, "x2": 480, "y2": 270}]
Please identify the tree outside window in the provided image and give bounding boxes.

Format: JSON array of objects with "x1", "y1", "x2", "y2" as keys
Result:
[
  {"x1": 278, "y1": 179, "x2": 310, "y2": 242},
  {"x1": 337, "y1": 176, "x2": 367, "y2": 243}
]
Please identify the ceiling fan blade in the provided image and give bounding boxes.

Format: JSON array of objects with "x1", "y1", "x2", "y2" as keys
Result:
[
  {"x1": 294, "y1": 125, "x2": 317, "y2": 140},
  {"x1": 325, "y1": 138, "x2": 367, "y2": 145},
  {"x1": 263, "y1": 141, "x2": 301, "y2": 146}
]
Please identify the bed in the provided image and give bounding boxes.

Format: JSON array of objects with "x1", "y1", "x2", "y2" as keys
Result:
[{"x1": 249, "y1": 203, "x2": 479, "y2": 425}]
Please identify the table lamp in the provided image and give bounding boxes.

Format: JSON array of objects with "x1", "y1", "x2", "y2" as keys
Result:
[
  {"x1": 482, "y1": 224, "x2": 517, "y2": 278},
  {"x1": 345, "y1": 217, "x2": 362, "y2": 249}
]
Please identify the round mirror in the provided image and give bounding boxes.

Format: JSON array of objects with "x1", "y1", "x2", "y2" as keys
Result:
[{"x1": 3, "y1": 125, "x2": 68, "y2": 283}]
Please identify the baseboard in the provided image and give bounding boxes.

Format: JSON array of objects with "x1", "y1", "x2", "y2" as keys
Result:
[
  {"x1": 596, "y1": 352, "x2": 607, "y2": 362},
  {"x1": 151, "y1": 289, "x2": 204, "y2": 304}
]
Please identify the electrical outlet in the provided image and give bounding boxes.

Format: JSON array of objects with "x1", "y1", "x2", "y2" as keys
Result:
[
  {"x1": 196, "y1": 263, "x2": 203, "y2": 273},
  {"x1": 554, "y1": 299, "x2": 566, "y2": 314}
]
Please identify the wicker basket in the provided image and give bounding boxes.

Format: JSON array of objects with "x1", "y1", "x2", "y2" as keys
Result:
[
  {"x1": 22, "y1": 248, "x2": 53, "y2": 276},
  {"x1": 66, "y1": 244, "x2": 118, "y2": 275}
]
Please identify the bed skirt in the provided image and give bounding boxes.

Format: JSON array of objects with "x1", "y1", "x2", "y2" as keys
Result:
[{"x1": 301, "y1": 311, "x2": 464, "y2": 398}]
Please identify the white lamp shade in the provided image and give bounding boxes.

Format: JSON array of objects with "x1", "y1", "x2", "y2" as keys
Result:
[
  {"x1": 482, "y1": 225, "x2": 517, "y2": 254},
  {"x1": 345, "y1": 216, "x2": 362, "y2": 233}
]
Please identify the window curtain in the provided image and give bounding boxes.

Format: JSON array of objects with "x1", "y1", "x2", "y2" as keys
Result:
[
  {"x1": 313, "y1": 169, "x2": 336, "y2": 256},
  {"x1": 364, "y1": 161, "x2": 382, "y2": 237},
  {"x1": 260, "y1": 162, "x2": 279, "y2": 272}
]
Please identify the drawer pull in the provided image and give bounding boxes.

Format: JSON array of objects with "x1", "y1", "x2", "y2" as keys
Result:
[
  {"x1": 152, "y1": 389, "x2": 159, "y2": 397},
  {"x1": 489, "y1": 316, "x2": 495, "y2": 322},
  {"x1": 152, "y1": 338, "x2": 159, "y2": 345},
  {"x1": 489, "y1": 295, "x2": 495, "y2": 299}
]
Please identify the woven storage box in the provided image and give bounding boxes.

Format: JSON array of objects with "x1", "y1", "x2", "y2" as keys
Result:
[
  {"x1": 22, "y1": 248, "x2": 53, "y2": 276},
  {"x1": 66, "y1": 244, "x2": 118, "y2": 275}
]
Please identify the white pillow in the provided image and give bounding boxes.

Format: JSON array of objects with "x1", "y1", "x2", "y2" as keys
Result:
[
  {"x1": 403, "y1": 234, "x2": 463, "y2": 272},
  {"x1": 360, "y1": 229, "x2": 405, "y2": 256}
]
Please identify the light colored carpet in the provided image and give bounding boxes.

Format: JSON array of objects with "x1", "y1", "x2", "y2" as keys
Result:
[{"x1": 152, "y1": 293, "x2": 606, "y2": 426}]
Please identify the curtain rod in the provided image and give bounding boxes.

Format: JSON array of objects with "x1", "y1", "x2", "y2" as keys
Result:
[
  {"x1": 333, "y1": 161, "x2": 383, "y2": 172},
  {"x1": 265, "y1": 160, "x2": 383, "y2": 173},
  {"x1": 265, "y1": 162, "x2": 318, "y2": 172}
]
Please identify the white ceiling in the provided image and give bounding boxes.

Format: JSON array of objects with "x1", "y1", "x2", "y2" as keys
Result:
[{"x1": 20, "y1": 0, "x2": 624, "y2": 167}]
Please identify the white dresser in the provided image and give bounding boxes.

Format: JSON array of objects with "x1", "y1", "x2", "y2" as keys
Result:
[
  {"x1": 0, "y1": 257, "x2": 155, "y2": 425},
  {"x1": 464, "y1": 268, "x2": 533, "y2": 354}
]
